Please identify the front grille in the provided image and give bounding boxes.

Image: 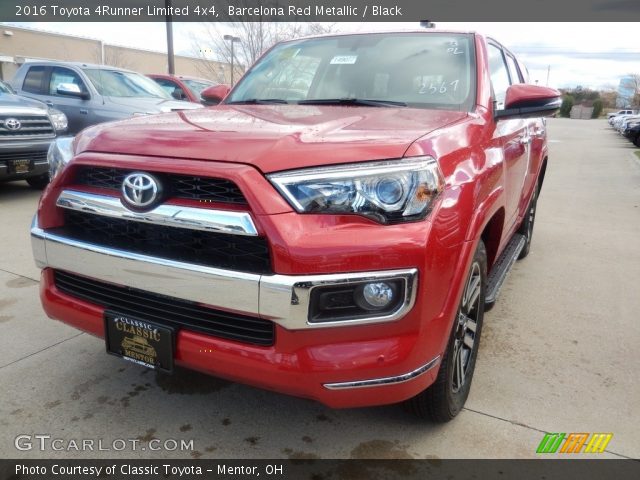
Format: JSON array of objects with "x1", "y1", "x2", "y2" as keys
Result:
[
  {"x1": 0, "y1": 150, "x2": 48, "y2": 164},
  {"x1": 75, "y1": 167, "x2": 247, "y2": 204},
  {"x1": 0, "y1": 115, "x2": 54, "y2": 139},
  {"x1": 61, "y1": 210, "x2": 272, "y2": 274},
  {"x1": 54, "y1": 270, "x2": 275, "y2": 346}
]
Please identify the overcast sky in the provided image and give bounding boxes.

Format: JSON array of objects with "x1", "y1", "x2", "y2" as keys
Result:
[{"x1": 5, "y1": 22, "x2": 639, "y2": 90}]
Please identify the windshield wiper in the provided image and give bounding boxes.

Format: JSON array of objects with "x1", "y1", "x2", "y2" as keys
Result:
[
  {"x1": 226, "y1": 98, "x2": 290, "y2": 105},
  {"x1": 298, "y1": 98, "x2": 407, "y2": 107}
]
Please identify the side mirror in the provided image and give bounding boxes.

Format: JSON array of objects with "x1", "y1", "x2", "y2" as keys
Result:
[
  {"x1": 495, "y1": 84, "x2": 561, "y2": 120},
  {"x1": 56, "y1": 83, "x2": 89, "y2": 100},
  {"x1": 201, "y1": 84, "x2": 230, "y2": 105}
]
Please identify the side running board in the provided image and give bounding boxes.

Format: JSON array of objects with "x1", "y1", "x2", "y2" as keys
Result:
[{"x1": 485, "y1": 233, "x2": 526, "y2": 310}]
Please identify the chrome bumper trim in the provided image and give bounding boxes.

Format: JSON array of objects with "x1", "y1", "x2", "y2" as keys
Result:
[
  {"x1": 260, "y1": 268, "x2": 418, "y2": 329},
  {"x1": 56, "y1": 189, "x2": 259, "y2": 236},
  {"x1": 31, "y1": 217, "x2": 261, "y2": 316},
  {"x1": 323, "y1": 356, "x2": 440, "y2": 390},
  {"x1": 31, "y1": 215, "x2": 418, "y2": 330}
]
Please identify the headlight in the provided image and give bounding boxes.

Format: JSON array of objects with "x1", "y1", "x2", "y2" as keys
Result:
[
  {"x1": 48, "y1": 136, "x2": 75, "y2": 180},
  {"x1": 268, "y1": 156, "x2": 445, "y2": 224},
  {"x1": 48, "y1": 108, "x2": 68, "y2": 132}
]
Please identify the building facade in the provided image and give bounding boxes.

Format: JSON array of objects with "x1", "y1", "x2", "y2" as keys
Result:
[{"x1": 0, "y1": 24, "x2": 238, "y2": 84}]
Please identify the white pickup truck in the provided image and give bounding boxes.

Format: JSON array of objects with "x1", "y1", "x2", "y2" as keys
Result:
[{"x1": 607, "y1": 109, "x2": 636, "y2": 120}]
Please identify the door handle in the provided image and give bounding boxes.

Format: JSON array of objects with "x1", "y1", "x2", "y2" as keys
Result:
[
  {"x1": 79, "y1": 109, "x2": 88, "y2": 115},
  {"x1": 46, "y1": 101, "x2": 53, "y2": 105},
  {"x1": 519, "y1": 136, "x2": 531, "y2": 145}
]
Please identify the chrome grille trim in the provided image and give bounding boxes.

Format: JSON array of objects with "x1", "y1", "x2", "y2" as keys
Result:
[
  {"x1": 56, "y1": 190, "x2": 259, "y2": 236},
  {"x1": 0, "y1": 114, "x2": 54, "y2": 139}
]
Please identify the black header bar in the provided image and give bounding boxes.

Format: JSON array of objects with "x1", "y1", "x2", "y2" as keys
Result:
[{"x1": 3, "y1": 0, "x2": 640, "y2": 22}]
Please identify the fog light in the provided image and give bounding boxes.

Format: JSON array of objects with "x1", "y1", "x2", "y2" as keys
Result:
[{"x1": 356, "y1": 282, "x2": 395, "y2": 311}]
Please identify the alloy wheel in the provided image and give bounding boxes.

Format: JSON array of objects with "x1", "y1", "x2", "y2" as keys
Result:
[{"x1": 452, "y1": 261, "x2": 481, "y2": 393}]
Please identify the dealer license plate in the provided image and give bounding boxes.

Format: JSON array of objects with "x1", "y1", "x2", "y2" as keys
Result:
[
  {"x1": 12, "y1": 159, "x2": 31, "y2": 174},
  {"x1": 104, "y1": 311, "x2": 174, "y2": 373}
]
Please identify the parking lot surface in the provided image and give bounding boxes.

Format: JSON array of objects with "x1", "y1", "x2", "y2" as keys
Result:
[{"x1": 0, "y1": 118, "x2": 638, "y2": 459}]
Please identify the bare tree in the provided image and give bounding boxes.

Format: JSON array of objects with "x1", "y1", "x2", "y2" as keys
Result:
[
  {"x1": 190, "y1": 22, "x2": 335, "y2": 83},
  {"x1": 90, "y1": 44, "x2": 135, "y2": 69}
]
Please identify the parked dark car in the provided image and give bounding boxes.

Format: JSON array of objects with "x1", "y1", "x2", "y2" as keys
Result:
[
  {"x1": 11, "y1": 62, "x2": 202, "y2": 135},
  {"x1": 623, "y1": 122, "x2": 640, "y2": 146},
  {"x1": 148, "y1": 74, "x2": 218, "y2": 105},
  {"x1": 0, "y1": 79, "x2": 67, "y2": 188}
]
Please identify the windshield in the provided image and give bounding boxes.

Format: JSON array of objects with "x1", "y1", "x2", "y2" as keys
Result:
[
  {"x1": 182, "y1": 79, "x2": 216, "y2": 96},
  {"x1": 84, "y1": 69, "x2": 172, "y2": 99},
  {"x1": 227, "y1": 32, "x2": 475, "y2": 111},
  {"x1": 0, "y1": 81, "x2": 14, "y2": 94}
]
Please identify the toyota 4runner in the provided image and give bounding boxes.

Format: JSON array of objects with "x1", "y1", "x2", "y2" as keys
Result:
[{"x1": 31, "y1": 31, "x2": 560, "y2": 421}]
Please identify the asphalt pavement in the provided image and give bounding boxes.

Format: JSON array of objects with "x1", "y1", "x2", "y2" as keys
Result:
[{"x1": 0, "y1": 118, "x2": 638, "y2": 459}]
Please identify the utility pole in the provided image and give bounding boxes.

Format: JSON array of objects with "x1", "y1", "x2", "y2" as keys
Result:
[
  {"x1": 546, "y1": 65, "x2": 550, "y2": 86},
  {"x1": 224, "y1": 35, "x2": 241, "y2": 85},
  {"x1": 165, "y1": 0, "x2": 175, "y2": 74}
]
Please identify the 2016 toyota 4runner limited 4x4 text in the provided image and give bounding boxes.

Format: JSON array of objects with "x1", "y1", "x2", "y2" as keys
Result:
[{"x1": 31, "y1": 31, "x2": 559, "y2": 421}]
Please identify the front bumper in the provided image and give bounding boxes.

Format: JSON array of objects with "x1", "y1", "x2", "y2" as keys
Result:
[
  {"x1": 0, "y1": 139, "x2": 51, "y2": 181},
  {"x1": 31, "y1": 216, "x2": 417, "y2": 330},
  {"x1": 32, "y1": 217, "x2": 441, "y2": 407}
]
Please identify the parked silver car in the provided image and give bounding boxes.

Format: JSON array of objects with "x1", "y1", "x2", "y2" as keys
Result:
[
  {"x1": 11, "y1": 62, "x2": 202, "y2": 135},
  {"x1": 0, "y1": 79, "x2": 67, "y2": 188}
]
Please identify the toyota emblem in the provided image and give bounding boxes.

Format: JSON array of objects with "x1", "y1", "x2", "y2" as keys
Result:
[
  {"x1": 121, "y1": 172, "x2": 161, "y2": 210},
  {"x1": 4, "y1": 118, "x2": 21, "y2": 130}
]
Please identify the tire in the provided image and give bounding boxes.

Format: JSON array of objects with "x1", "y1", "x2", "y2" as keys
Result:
[
  {"x1": 407, "y1": 240, "x2": 487, "y2": 422},
  {"x1": 634, "y1": 133, "x2": 640, "y2": 148},
  {"x1": 516, "y1": 184, "x2": 538, "y2": 259},
  {"x1": 26, "y1": 174, "x2": 50, "y2": 189}
]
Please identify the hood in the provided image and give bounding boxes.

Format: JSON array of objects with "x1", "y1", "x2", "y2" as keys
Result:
[
  {"x1": 75, "y1": 105, "x2": 468, "y2": 173},
  {"x1": 105, "y1": 96, "x2": 202, "y2": 113},
  {"x1": 0, "y1": 92, "x2": 48, "y2": 111}
]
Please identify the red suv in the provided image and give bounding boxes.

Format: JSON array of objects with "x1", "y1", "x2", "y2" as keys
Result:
[
  {"x1": 32, "y1": 31, "x2": 559, "y2": 421},
  {"x1": 148, "y1": 74, "x2": 218, "y2": 104}
]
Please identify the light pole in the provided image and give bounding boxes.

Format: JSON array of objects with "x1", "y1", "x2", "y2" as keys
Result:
[
  {"x1": 165, "y1": 0, "x2": 174, "y2": 74},
  {"x1": 223, "y1": 34, "x2": 241, "y2": 85}
]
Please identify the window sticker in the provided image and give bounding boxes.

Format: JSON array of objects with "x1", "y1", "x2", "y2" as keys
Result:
[{"x1": 330, "y1": 55, "x2": 358, "y2": 65}]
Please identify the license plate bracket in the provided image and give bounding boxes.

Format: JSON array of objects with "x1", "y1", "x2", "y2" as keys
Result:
[
  {"x1": 104, "y1": 311, "x2": 174, "y2": 373},
  {"x1": 11, "y1": 159, "x2": 32, "y2": 174}
]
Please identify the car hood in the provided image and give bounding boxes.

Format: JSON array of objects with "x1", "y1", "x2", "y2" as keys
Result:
[
  {"x1": 0, "y1": 92, "x2": 48, "y2": 112},
  {"x1": 75, "y1": 105, "x2": 468, "y2": 173},
  {"x1": 105, "y1": 96, "x2": 202, "y2": 112}
]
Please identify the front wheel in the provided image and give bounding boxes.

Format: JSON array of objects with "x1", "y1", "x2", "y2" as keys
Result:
[
  {"x1": 407, "y1": 240, "x2": 487, "y2": 422},
  {"x1": 26, "y1": 173, "x2": 50, "y2": 189}
]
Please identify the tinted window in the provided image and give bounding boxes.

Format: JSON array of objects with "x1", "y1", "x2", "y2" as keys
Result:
[
  {"x1": 228, "y1": 33, "x2": 475, "y2": 111},
  {"x1": 23, "y1": 66, "x2": 46, "y2": 94},
  {"x1": 49, "y1": 67, "x2": 88, "y2": 96},
  {"x1": 182, "y1": 79, "x2": 216, "y2": 96},
  {"x1": 152, "y1": 78, "x2": 179, "y2": 95},
  {"x1": 505, "y1": 54, "x2": 523, "y2": 84},
  {"x1": 487, "y1": 44, "x2": 510, "y2": 110}
]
